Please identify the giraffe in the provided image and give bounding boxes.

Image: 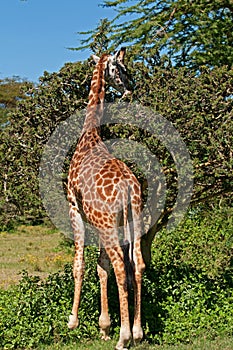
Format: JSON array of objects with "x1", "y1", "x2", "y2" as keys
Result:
[{"x1": 67, "y1": 48, "x2": 145, "y2": 350}]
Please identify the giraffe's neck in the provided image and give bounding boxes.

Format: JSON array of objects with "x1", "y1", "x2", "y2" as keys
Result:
[{"x1": 82, "y1": 56, "x2": 108, "y2": 134}]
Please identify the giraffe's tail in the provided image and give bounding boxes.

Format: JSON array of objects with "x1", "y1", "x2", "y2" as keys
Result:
[{"x1": 122, "y1": 186, "x2": 134, "y2": 289}]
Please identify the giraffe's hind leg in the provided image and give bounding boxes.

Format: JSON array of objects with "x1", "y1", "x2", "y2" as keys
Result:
[
  {"x1": 131, "y1": 213, "x2": 145, "y2": 345},
  {"x1": 97, "y1": 247, "x2": 111, "y2": 340},
  {"x1": 104, "y1": 243, "x2": 132, "y2": 350},
  {"x1": 132, "y1": 239, "x2": 145, "y2": 345},
  {"x1": 68, "y1": 206, "x2": 85, "y2": 330}
]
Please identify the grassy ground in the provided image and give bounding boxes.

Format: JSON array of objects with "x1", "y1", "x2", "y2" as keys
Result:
[
  {"x1": 41, "y1": 337, "x2": 233, "y2": 350},
  {"x1": 0, "y1": 224, "x2": 73, "y2": 288}
]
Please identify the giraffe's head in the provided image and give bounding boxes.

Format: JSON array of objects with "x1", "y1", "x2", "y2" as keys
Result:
[{"x1": 92, "y1": 48, "x2": 131, "y2": 97}]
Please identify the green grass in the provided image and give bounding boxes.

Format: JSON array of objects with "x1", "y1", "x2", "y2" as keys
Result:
[
  {"x1": 40, "y1": 337, "x2": 233, "y2": 350},
  {"x1": 0, "y1": 224, "x2": 73, "y2": 288}
]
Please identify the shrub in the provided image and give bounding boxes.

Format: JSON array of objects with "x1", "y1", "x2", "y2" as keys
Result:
[
  {"x1": 142, "y1": 204, "x2": 233, "y2": 344},
  {"x1": 0, "y1": 248, "x2": 100, "y2": 349}
]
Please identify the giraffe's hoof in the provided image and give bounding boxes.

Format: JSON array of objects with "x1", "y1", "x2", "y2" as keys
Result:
[
  {"x1": 68, "y1": 314, "x2": 79, "y2": 330},
  {"x1": 99, "y1": 317, "x2": 111, "y2": 341},
  {"x1": 115, "y1": 342, "x2": 126, "y2": 350},
  {"x1": 132, "y1": 325, "x2": 143, "y2": 345},
  {"x1": 115, "y1": 332, "x2": 131, "y2": 350},
  {"x1": 100, "y1": 328, "x2": 111, "y2": 341},
  {"x1": 101, "y1": 335, "x2": 111, "y2": 341}
]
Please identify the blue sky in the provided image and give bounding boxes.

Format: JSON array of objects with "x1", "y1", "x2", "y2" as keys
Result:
[{"x1": 0, "y1": 0, "x2": 116, "y2": 82}]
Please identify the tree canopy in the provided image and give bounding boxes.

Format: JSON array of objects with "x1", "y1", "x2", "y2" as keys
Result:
[
  {"x1": 0, "y1": 77, "x2": 30, "y2": 125},
  {"x1": 77, "y1": 0, "x2": 233, "y2": 68}
]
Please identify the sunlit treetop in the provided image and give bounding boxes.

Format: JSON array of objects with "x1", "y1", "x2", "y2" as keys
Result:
[{"x1": 76, "y1": 0, "x2": 233, "y2": 69}]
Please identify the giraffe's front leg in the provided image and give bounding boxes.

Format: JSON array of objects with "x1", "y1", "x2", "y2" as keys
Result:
[
  {"x1": 68, "y1": 208, "x2": 85, "y2": 330},
  {"x1": 97, "y1": 248, "x2": 111, "y2": 340},
  {"x1": 68, "y1": 240, "x2": 85, "y2": 330}
]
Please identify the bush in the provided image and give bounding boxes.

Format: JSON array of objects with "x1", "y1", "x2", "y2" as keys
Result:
[
  {"x1": 0, "y1": 205, "x2": 232, "y2": 348},
  {"x1": 0, "y1": 248, "x2": 100, "y2": 349},
  {"x1": 142, "y1": 204, "x2": 233, "y2": 344}
]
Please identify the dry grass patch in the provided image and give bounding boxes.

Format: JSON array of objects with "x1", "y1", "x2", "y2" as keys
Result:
[{"x1": 0, "y1": 225, "x2": 73, "y2": 288}]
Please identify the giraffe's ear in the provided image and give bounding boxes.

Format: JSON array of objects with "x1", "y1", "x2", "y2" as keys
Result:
[
  {"x1": 115, "y1": 47, "x2": 126, "y2": 63},
  {"x1": 92, "y1": 54, "x2": 100, "y2": 64}
]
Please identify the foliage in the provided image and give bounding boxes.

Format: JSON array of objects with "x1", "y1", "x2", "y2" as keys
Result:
[
  {"x1": 127, "y1": 64, "x2": 233, "y2": 205},
  {"x1": 142, "y1": 203, "x2": 233, "y2": 343},
  {"x1": 74, "y1": 18, "x2": 112, "y2": 56},
  {"x1": 0, "y1": 61, "x2": 92, "y2": 229},
  {"x1": 78, "y1": 0, "x2": 233, "y2": 68},
  {"x1": 0, "y1": 247, "x2": 100, "y2": 349},
  {"x1": 0, "y1": 205, "x2": 232, "y2": 348},
  {"x1": 0, "y1": 77, "x2": 31, "y2": 125}
]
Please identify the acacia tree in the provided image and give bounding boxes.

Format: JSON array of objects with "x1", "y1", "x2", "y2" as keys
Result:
[
  {"x1": 0, "y1": 62, "x2": 92, "y2": 228},
  {"x1": 0, "y1": 77, "x2": 30, "y2": 125},
  {"x1": 74, "y1": 18, "x2": 112, "y2": 56},
  {"x1": 78, "y1": 0, "x2": 233, "y2": 68}
]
